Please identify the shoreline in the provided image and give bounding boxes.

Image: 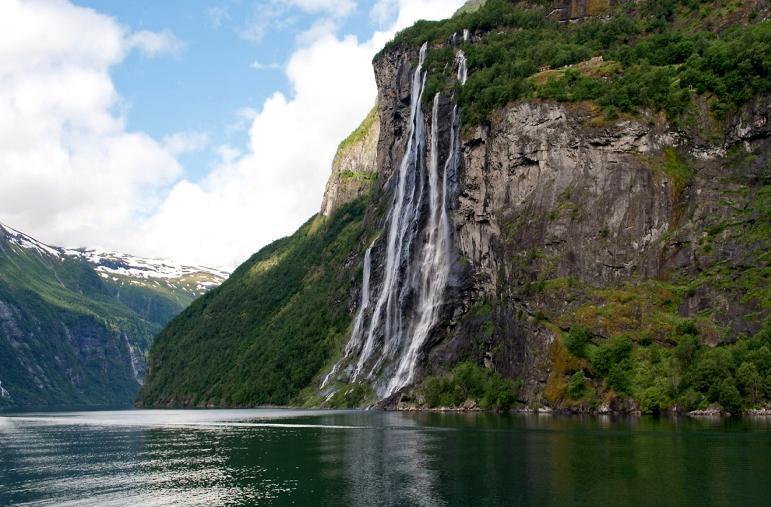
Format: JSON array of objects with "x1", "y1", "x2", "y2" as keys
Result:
[
  {"x1": 387, "y1": 403, "x2": 771, "y2": 418},
  {"x1": 5, "y1": 403, "x2": 771, "y2": 417}
]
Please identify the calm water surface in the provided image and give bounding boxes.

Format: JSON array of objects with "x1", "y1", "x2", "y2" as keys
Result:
[{"x1": 0, "y1": 409, "x2": 769, "y2": 506}]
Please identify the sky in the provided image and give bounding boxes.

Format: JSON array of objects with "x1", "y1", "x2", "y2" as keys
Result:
[{"x1": 0, "y1": 0, "x2": 466, "y2": 269}]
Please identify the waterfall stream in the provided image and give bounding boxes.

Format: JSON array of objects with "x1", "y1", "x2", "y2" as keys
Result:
[
  {"x1": 386, "y1": 94, "x2": 457, "y2": 395},
  {"x1": 325, "y1": 44, "x2": 468, "y2": 398},
  {"x1": 353, "y1": 43, "x2": 430, "y2": 384},
  {"x1": 321, "y1": 243, "x2": 373, "y2": 388},
  {"x1": 457, "y1": 51, "x2": 467, "y2": 85}
]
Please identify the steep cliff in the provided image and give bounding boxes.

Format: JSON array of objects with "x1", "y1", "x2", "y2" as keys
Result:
[
  {"x1": 139, "y1": 0, "x2": 771, "y2": 413},
  {"x1": 320, "y1": 106, "x2": 380, "y2": 216},
  {"x1": 421, "y1": 96, "x2": 769, "y2": 411},
  {"x1": 367, "y1": 0, "x2": 770, "y2": 413}
]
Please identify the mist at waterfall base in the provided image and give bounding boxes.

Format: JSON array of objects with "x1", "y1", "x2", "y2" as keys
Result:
[
  {"x1": 1, "y1": 409, "x2": 769, "y2": 506},
  {"x1": 324, "y1": 45, "x2": 468, "y2": 398}
]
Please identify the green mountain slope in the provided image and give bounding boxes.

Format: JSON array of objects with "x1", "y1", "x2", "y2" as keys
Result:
[
  {"x1": 137, "y1": 200, "x2": 367, "y2": 407},
  {"x1": 0, "y1": 223, "x2": 226, "y2": 408}
]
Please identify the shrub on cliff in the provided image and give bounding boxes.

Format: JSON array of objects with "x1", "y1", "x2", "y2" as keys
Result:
[
  {"x1": 421, "y1": 362, "x2": 521, "y2": 410},
  {"x1": 565, "y1": 325, "x2": 591, "y2": 358},
  {"x1": 567, "y1": 370, "x2": 588, "y2": 400}
]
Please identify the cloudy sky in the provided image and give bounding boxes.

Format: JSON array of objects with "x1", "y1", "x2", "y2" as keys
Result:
[{"x1": 0, "y1": 0, "x2": 465, "y2": 269}]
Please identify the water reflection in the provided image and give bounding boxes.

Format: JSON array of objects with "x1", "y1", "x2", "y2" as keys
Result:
[
  {"x1": 0, "y1": 410, "x2": 769, "y2": 506},
  {"x1": 335, "y1": 412, "x2": 444, "y2": 507}
]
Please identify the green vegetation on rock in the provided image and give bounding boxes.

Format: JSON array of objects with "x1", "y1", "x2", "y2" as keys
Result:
[
  {"x1": 337, "y1": 106, "x2": 378, "y2": 153},
  {"x1": 385, "y1": 0, "x2": 770, "y2": 126},
  {"x1": 340, "y1": 169, "x2": 378, "y2": 181},
  {"x1": 326, "y1": 382, "x2": 376, "y2": 408},
  {"x1": 419, "y1": 362, "x2": 522, "y2": 410}
]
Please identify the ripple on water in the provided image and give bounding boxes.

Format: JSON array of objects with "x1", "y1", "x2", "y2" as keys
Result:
[{"x1": 1, "y1": 410, "x2": 770, "y2": 506}]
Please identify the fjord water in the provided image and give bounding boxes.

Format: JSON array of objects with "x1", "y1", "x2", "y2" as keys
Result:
[{"x1": 1, "y1": 410, "x2": 769, "y2": 506}]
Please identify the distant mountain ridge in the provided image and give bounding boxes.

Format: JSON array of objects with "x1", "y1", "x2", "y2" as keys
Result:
[
  {"x1": 0, "y1": 221, "x2": 227, "y2": 408},
  {"x1": 0, "y1": 222, "x2": 227, "y2": 296}
]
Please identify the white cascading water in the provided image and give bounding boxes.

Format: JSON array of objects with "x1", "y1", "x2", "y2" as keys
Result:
[
  {"x1": 457, "y1": 50, "x2": 468, "y2": 85},
  {"x1": 386, "y1": 93, "x2": 457, "y2": 395},
  {"x1": 353, "y1": 42, "x2": 429, "y2": 382},
  {"x1": 321, "y1": 243, "x2": 373, "y2": 388},
  {"x1": 325, "y1": 44, "x2": 468, "y2": 398}
]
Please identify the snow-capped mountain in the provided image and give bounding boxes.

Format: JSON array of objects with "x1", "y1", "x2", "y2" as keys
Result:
[
  {"x1": 70, "y1": 248, "x2": 229, "y2": 297},
  {"x1": 0, "y1": 220, "x2": 230, "y2": 407},
  {"x1": 0, "y1": 222, "x2": 228, "y2": 297},
  {"x1": 0, "y1": 221, "x2": 62, "y2": 257}
]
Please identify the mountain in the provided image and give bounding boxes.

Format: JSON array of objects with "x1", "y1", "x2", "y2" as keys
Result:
[
  {"x1": 0, "y1": 222, "x2": 227, "y2": 408},
  {"x1": 138, "y1": 0, "x2": 771, "y2": 414}
]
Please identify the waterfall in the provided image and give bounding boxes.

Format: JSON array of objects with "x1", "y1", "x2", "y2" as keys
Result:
[
  {"x1": 463, "y1": 29, "x2": 470, "y2": 42},
  {"x1": 457, "y1": 51, "x2": 468, "y2": 85},
  {"x1": 386, "y1": 94, "x2": 456, "y2": 395},
  {"x1": 352, "y1": 42, "x2": 429, "y2": 383},
  {"x1": 346, "y1": 244, "x2": 373, "y2": 357},
  {"x1": 0, "y1": 380, "x2": 9, "y2": 398},
  {"x1": 321, "y1": 242, "x2": 373, "y2": 388},
  {"x1": 324, "y1": 42, "x2": 468, "y2": 398}
]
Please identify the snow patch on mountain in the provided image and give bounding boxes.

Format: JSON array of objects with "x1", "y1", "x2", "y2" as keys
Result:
[
  {"x1": 0, "y1": 222, "x2": 62, "y2": 258},
  {"x1": 71, "y1": 248, "x2": 229, "y2": 282},
  {"x1": 0, "y1": 222, "x2": 228, "y2": 292}
]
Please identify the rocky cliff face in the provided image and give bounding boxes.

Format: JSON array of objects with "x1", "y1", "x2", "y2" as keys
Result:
[
  {"x1": 332, "y1": 32, "x2": 769, "y2": 410},
  {"x1": 435, "y1": 97, "x2": 769, "y2": 406},
  {"x1": 319, "y1": 107, "x2": 380, "y2": 217}
]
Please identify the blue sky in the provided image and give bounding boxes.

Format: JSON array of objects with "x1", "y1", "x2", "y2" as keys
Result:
[
  {"x1": 0, "y1": 0, "x2": 465, "y2": 268},
  {"x1": 78, "y1": 0, "x2": 389, "y2": 181}
]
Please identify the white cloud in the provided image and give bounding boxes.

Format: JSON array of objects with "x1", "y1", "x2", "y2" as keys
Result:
[
  {"x1": 381, "y1": 0, "x2": 467, "y2": 31},
  {"x1": 215, "y1": 144, "x2": 242, "y2": 164},
  {"x1": 127, "y1": 29, "x2": 184, "y2": 57},
  {"x1": 225, "y1": 107, "x2": 260, "y2": 136},
  {"x1": 163, "y1": 131, "x2": 209, "y2": 155},
  {"x1": 238, "y1": 0, "x2": 355, "y2": 44},
  {"x1": 239, "y1": 20, "x2": 269, "y2": 43},
  {"x1": 205, "y1": 6, "x2": 230, "y2": 28},
  {"x1": 370, "y1": 0, "x2": 398, "y2": 26},
  {"x1": 238, "y1": 1, "x2": 291, "y2": 43},
  {"x1": 250, "y1": 60, "x2": 281, "y2": 70},
  {"x1": 136, "y1": 0, "x2": 466, "y2": 268},
  {"x1": 0, "y1": 0, "x2": 183, "y2": 252},
  {"x1": 0, "y1": 0, "x2": 466, "y2": 269}
]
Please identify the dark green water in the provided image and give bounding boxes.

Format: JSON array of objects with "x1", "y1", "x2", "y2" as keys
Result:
[{"x1": 0, "y1": 410, "x2": 769, "y2": 506}]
